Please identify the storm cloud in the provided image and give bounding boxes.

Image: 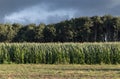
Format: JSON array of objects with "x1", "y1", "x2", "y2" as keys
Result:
[{"x1": 1, "y1": 0, "x2": 120, "y2": 24}]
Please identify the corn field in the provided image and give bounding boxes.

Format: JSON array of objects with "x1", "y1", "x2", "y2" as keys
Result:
[{"x1": 0, "y1": 43, "x2": 120, "y2": 64}]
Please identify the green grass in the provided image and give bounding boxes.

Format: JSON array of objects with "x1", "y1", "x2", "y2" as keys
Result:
[{"x1": 0, "y1": 64, "x2": 119, "y2": 79}]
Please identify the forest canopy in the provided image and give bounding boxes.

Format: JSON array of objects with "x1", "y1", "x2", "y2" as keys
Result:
[{"x1": 0, "y1": 15, "x2": 120, "y2": 42}]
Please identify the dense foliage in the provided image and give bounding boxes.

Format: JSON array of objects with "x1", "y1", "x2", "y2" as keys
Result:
[
  {"x1": 0, "y1": 43, "x2": 120, "y2": 64},
  {"x1": 1, "y1": 15, "x2": 120, "y2": 42}
]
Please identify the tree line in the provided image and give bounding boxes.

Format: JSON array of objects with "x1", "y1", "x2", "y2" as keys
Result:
[{"x1": 0, "y1": 15, "x2": 120, "y2": 42}]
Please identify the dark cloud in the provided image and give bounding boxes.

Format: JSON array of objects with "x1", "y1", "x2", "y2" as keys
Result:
[
  {"x1": 0, "y1": 0, "x2": 120, "y2": 24},
  {"x1": 46, "y1": 0, "x2": 115, "y2": 16},
  {"x1": 0, "y1": 0, "x2": 42, "y2": 22},
  {"x1": 0, "y1": 0, "x2": 41, "y2": 14}
]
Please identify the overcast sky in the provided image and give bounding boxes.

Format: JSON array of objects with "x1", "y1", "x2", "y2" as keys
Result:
[{"x1": 1, "y1": 0, "x2": 120, "y2": 24}]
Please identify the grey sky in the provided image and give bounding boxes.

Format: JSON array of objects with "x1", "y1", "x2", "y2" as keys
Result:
[{"x1": 1, "y1": 0, "x2": 120, "y2": 24}]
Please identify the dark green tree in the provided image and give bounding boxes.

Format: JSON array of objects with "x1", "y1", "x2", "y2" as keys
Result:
[
  {"x1": 34, "y1": 23, "x2": 45, "y2": 42},
  {"x1": 44, "y1": 24, "x2": 56, "y2": 42}
]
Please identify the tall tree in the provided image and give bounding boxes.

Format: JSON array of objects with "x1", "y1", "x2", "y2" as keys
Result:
[
  {"x1": 0, "y1": 24, "x2": 8, "y2": 42},
  {"x1": 12, "y1": 23, "x2": 22, "y2": 42},
  {"x1": 112, "y1": 17, "x2": 120, "y2": 41},
  {"x1": 34, "y1": 23, "x2": 45, "y2": 42},
  {"x1": 91, "y1": 16, "x2": 103, "y2": 42},
  {"x1": 79, "y1": 17, "x2": 93, "y2": 42},
  {"x1": 44, "y1": 24, "x2": 56, "y2": 42},
  {"x1": 101, "y1": 15, "x2": 113, "y2": 42}
]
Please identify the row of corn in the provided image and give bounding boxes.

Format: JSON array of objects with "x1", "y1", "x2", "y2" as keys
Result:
[{"x1": 0, "y1": 43, "x2": 119, "y2": 64}]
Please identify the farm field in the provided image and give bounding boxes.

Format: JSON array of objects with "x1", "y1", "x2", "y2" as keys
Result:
[
  {"x1": 0, "y1": 64, "x2": 119, "y2": 79},
  {"x1": 0, "y1": 43, "x2": 120, "y2": 64},
  {"x1": 0, "y1": 43, "x2": 119, "y2": 79}
]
